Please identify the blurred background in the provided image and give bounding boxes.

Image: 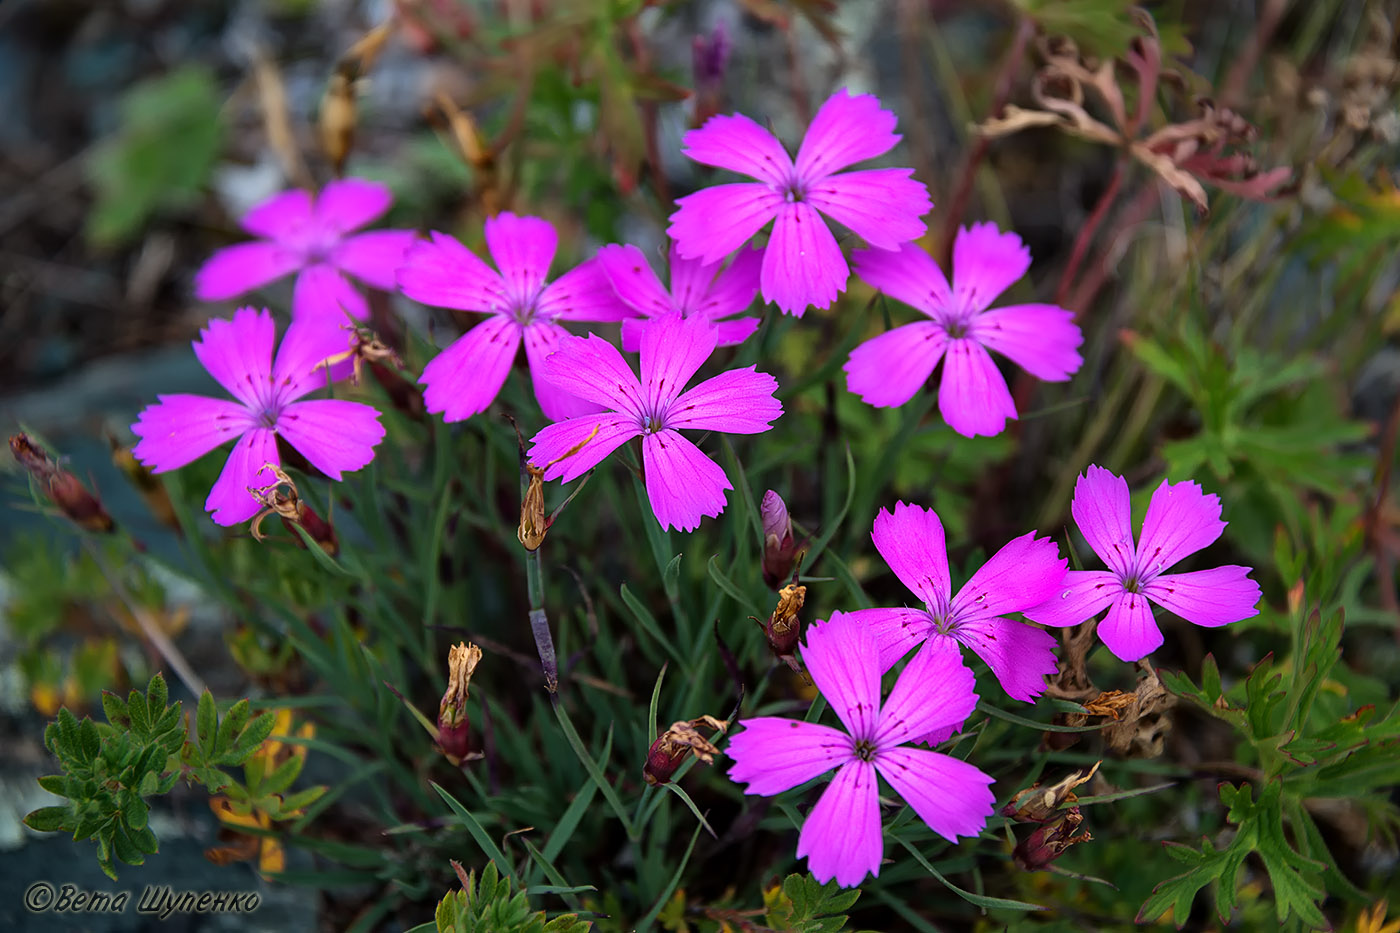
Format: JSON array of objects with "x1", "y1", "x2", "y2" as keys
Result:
[{"x1": 2, "y1": 0, "x2": 1399, "y2": 929}]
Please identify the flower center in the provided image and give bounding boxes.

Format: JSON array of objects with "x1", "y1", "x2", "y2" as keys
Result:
[
  {"x1": 1124, "y1": 576, "x2": 1141, "y2": 594},
  {"x1": 642, "y1": 415, "x2": 665, "y2": 435},
  {"x1": 259, "y1": 408, "x2": 279, "y2": 429},
  {"x1": 853, "y1": 739, "x2": 877, "y2": 762},
  {"x1": 783, "y1": 185, "x2": 805, "y2": 203}
]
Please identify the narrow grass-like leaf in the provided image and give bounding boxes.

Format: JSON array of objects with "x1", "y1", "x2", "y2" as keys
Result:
[
  {"x1": 897, "y1": 837, "x2": 1044, "y2": 911},
  {"x1": 430, "y1": 781, "x2": 520, "y2": 886},
  {"x1": 551, "y1": 705, "x2": 636, "y2": 839}
]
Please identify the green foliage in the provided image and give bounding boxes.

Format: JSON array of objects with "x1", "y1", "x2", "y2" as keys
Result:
[
  {"x1": 762, "y1": 874, "x2": 872, "y2": 933},
  {"x1": 1137, "y1": 781, "x2": 1327, "y2": 929},
  {"x1": 24, "y1": 674, "x2": 276, "y2": 879},
  {"x1": 434, "y1": 861, "x2": 590, "y2": 933},
  {"x1": 87, "y1": 66, "x2": 223, "y2": 247}
]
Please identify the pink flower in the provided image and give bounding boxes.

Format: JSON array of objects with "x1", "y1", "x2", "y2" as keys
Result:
[
  {"x1": 846, "y1": 223, "x2": 1084, "y2": 437},
  {"x1": 527, "y1": 312, "x2": 781, "y2": 532},
  {"x1": 131, "y1": 308, "x2": 385, "y2": 526},
  {"x1": 727, "y1": 612, "x2": 994, "y2": 888},
  {"x1": 1023, "y1": 465, "x2": 1261, "y2": 661},
  {"x1": 595, "y1": 242, "x2": 762, "y2": 351},
  {"x1": 398, "y1": 213, "x2": 631, "y2": 422},
  {"x1": 667, "y1": 88, "x2": 931, "y2": 316},
  {"x1": 843, "y1": 502, "x2": 1066, "y2": 704},
  {"x1": 195, "y1": 179, "x2": 417, "y2": 324}
]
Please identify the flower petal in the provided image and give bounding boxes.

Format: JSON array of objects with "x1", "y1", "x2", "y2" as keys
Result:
[
  {"x1": 1098, "y1": 592, "x2": 1163, "y2": 661},
  {"x1": 205, "y1": 429, "x2": 279, "y2": 527},
  {"x1": 419, "y1": 316, "x2": 522, "y2": 422},
  {"x1": 726, "y1": 718, "x2": 851, "y2": 796},
  {"x1": 194, "y1": 242, "x2": 302, "y2": 301},
  {"x1": 873, "y1": 637, "x2": 977, "y2": 748},
  {"x1": 871, "y1": 501, "x2": 951, "y2": 609},
  {"x1": 1135, "y1": 478, "x2": 1226, "y2": 580},
  {"x1": 686, "y1": 243, "x2": 756, "y2": 319},
  {"x1": 271, "y1": 318, "x2": 358, "y2": 402},
  {"x1": 667, "y1": 183, "x2": 782, "y2": 265},
  {"x1": 797, "y1": 762, "x2": 883, "y2": 889},
  {"x1": 314, "y1": 178, "x2": 392, "y2": 235},
  {"x1": 680, "y1": 112, "x2": 794, "y2": 185},
  {"x1": 398, "y1": 231, "x2": 509, "y2": 313},
  {"x1": 951, "y1": 222, "x2": 1030, "y2": 313},
  {"x1": 1022, "y1": 570, "x2": 1123, "y2": 628},
  {"x1": 841, "y1": 607, "x2": 933, "y2": 672},
  {"x1": 762, "y1": 202, "x2": 848, "y2": 316},
  {"x1": 596, "y1": 243, "x2": 674, "y2": 318},
  {"x1": 951, "y1": 531, "x2": 1067, "y2": 620},
  {"x1": 852, "y1": 242, "x2": 953, "y2": 319},
  {"x1": 332, "y1": 229, "x2": 419, "y2": 290},
  {"x1": 938, "y1": 338, "x2": 1017, "y2": 437},
  {"x1": 276, "y1": 399, "x2": 384, "y2": 479},
  {"x1": 795, "y1": 89, "x2": 900, "y2": 180},
  {"x1": 642, "y1": 312, "x2": 717, "y2": 412},
  {"x1": 1070, "y1": 465, "x2": 1136, "y2": 578},
  {"x1": 193, "y1": 308, "x2": 275, "y2": 410},
  {"x1": 530, "y1": 413, "x2": 639, "y2": 483},
  {"x1": 241, "y1": 189, "x2": 313, "y2": 240},
  {"x1": 1144, "y1": 566, "x2": 1261, "y2": 628},
  {"x1": 131, "y1": 395, "x2": 252, "y2": 472},
  {"x1": 874, "y1": 746, "x2": 994, "y2": 844},
  {"x1": 540, "y1": 332, "x2": 645, "y2": 417},
  {"x1": 665, "y1": 367, "x2": 782, "y2": 434},
  {"x1": 485, "y1": 212, "x2": 557, "y2": 305},
  {"x1": 805, "y1": 168, "x2": 931, "y2": 250},
  {"x1": 844, "y1": 321, "x2": 947, "y2": 408},
  {"x1": 538, "y1": 256, "x2": 635, "y2": 322},
  {"x1": 802, "y1": 612, "x2": 882, "y2": 739},
  {"x1": 969, "y1": 303, "x2": 1084, "y2": 381},
  {"x1": 948, "y1": 615, "x2": 1059, "y2": 702},
  {"x1": 716, "y1": 317, "x2": 762, "y2": 347},
  {"x1": 641, "y1": 429, "x2": 731, "y2": 531},
  {"x1": 292, "y1": 264, "x2": 369, "y2": 324},
  {"x1": 523, "y1": 321, "x2": 605, "y2": 421}
]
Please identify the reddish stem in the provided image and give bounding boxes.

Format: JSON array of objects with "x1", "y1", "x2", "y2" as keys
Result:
[
  {"x1": 938, "y1": 15, "x2": 1035, "y2": 263},
  {"x1": 1056, "y1": 158, "x2": 1126, "y2": 310}
]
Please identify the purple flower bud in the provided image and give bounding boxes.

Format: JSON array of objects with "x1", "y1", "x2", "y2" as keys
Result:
[
  {"x1": 691, "y1": 21, "x2": 730, "y2": 89},
  {"x1": 761, "y1": 489, "x2": 798, "y2": 590}
]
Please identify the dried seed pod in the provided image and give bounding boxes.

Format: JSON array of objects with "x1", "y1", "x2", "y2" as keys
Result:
[
  {"x1": 643, "y1": 715, "x2": 728, "y2": 785},
  {"x1": 437, "y1": 642, "x2": 484, "y2": 764},
  {"x1": 10, "y1": 434, "x2": 115, "y2": 533}
]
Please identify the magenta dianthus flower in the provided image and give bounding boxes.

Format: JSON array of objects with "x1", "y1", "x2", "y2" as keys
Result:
[
  {"x1": 727, "y1": 612, "x2": 994, "y2": 888},
  {"x1": 195, "y1": 179, "x2": 417, "y2": 324},
  {"x1": 846, "y1": 223, "x2": 1084, "y2": 437},
  {"x1": 131, "y1": 308, "x2": 385, "y2": 526},
  {"x1": 595, "y1": 242, "x2": 762, "y2": 351},
  {"x1": 528, "y1": 312, "x2": 781, "y2": 532},
  {"x1": 1023, "y1": 465, "x2": 1261, "y2": 661},
  {"x1": 667, "y1": 88, "x2": 931, "y2": 316},
  {"x1": 398, "y1": 213, "x2": 630, "y2": 422},
  {"x1": 844, "y1": 502, "x2": 1066, "y2": 704}
]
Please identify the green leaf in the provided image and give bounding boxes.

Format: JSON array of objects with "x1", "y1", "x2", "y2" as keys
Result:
[
  {"x1": 429, "y1": 782, "x2": 520, "y2": 887},
  {"x1": 145, "y1": 673, "x2": 168, "y2": 724},
  {"x1": 101, "y1": 691, "x2": 129, "y2": 728},
  {"x1": 24, "y1": 806, "x2": 70, "y2": 834},
  {"x1": 196, "y1": 690, "x2": 217, "y2": 760}
]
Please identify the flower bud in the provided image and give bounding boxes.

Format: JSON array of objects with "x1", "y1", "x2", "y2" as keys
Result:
[
  {"x1": 1013, "y1": 807, "x2": 1092, "y2": 871},
  {"x1": 518, "y1": 464, "x2": 549, "y2": 551},
  {"x1": 690, "y1": 22, "x2": 730, "y2": 127},
  {"x1": 760, "y1": 490, "x2": 799, "y2": 590},
  {"x1": 751, "y1": 570, "x2": 807, "y2": 678},
  {"x1": 437, "y1": 642, "x2": 483, "y2": 765},
  {"x1": 643, "y1": 715, "x2": 727, "y2": 785},
  {"x1": 10, "y1": 434, "x2": 115, "y2": 533}
]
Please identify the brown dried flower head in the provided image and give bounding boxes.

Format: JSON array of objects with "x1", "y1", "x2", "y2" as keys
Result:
[
  {"x1": 438, "y1": 642, "x2": 484, "y2": 764},
  {"x1": 643, "y1": 715, "x2": 729, "y2": 785}
]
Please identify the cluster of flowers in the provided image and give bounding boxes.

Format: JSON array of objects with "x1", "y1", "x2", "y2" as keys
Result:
[
  {"x1": 728, "y1": 478, "x2": 1259, "y2": 885},
  {"x1": 132, "y1": 88, "x2": 1086, "y2": 531},
  {"x1": 126, "y1": 86, "x2": 1261, "y2": 889}
]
